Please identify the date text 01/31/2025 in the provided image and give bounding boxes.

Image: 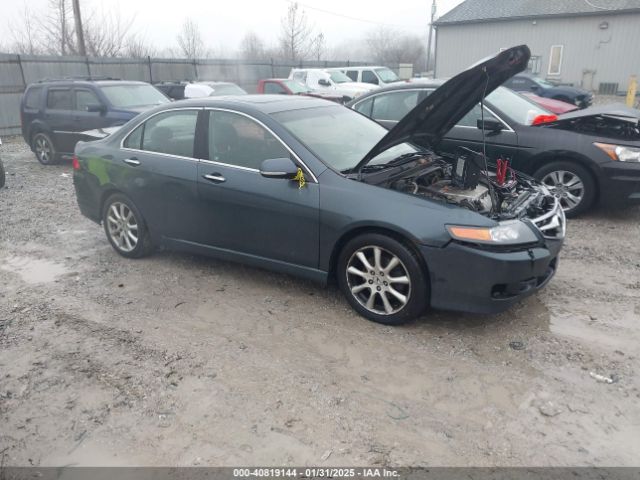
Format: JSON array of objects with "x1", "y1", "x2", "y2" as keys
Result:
[{"x1": 233, "y1": 468, "x2": 400, "y2": 478}]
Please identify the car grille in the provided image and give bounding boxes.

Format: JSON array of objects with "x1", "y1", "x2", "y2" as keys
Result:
[{"x1": 531, "y1": 198, "x2": 566, "y2": 240}]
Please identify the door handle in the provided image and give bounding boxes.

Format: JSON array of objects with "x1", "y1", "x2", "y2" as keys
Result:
[
  {"x1": 203, "y1": 173, "x2": 226, "y2": 183},
  {"x1": 123, "y1": 158, "x2": 140, "y2": 166}
]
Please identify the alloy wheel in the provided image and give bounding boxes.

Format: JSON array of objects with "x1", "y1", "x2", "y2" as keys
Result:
[
  {"x1": 106, "y1": 202, "x2": 139, "y2": 253},
  {"x1": 541, "y1": 170, "x2": 584, "y2": 212},
  {"x1": 35, "y1": 136, "x2": 52, "y2": 163},
  {"x1": 346, "y1": 245, "x2": 412, "y2": 315}
]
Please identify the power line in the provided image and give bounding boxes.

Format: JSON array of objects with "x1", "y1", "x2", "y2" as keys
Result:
[{"x1": 284, "y1": 0, "x2": 426, "y2": 30}]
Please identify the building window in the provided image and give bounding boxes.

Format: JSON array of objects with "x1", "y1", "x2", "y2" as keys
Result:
[
  {"x1": 528, "y1": 56, "x2": 541, "y2": 75},
  {"x1": 548, "y1": 45, "x2": 563, "y2": 76}
]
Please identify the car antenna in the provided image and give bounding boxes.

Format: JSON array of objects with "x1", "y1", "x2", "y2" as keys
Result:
[{"x1": 480, "y1": 66, "x2": 497, "y2": 213}]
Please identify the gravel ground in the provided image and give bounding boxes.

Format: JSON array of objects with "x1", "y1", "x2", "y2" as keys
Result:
[{"x1": 1, "y1": 138, "x2": 639, "y2": 467}]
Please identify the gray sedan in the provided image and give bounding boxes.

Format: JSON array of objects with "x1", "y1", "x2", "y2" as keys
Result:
[{"x1": 72, "y1": 46, "x2": 564, "y2": 325}]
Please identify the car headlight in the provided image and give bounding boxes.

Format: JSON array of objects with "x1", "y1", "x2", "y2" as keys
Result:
[
  {"x1": 594, "y1": 143, "x2": 640, "y2": 162},
  {"x1": 447, "y1": 220, "x2": 539, "y2": 245}
]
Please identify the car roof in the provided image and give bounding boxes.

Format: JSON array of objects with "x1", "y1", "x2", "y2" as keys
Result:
[
  {"x1": 326, "y1": 66, "x2": 387, "y2": 70},
  {"x1": 352, "y1": 78, "x2": 445, "y2": 97},
  {"x1": 31, "y1": 79, "x2": 150, "y2": 87},
  {"x1": 166, "y1": 94, "x2": 334, "y2": 114}
]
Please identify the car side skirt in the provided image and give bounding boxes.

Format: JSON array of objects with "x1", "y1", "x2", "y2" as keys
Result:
[{"x1": 162, "y1": 237, "x2": 329, "y2": 285}]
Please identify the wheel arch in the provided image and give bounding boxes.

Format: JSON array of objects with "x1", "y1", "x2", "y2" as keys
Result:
[
  {"x1": 327, "y1": 225, "x2": 431, "y2": 290},
  {"x1": 528, "y1": 152, "x2": 601, "y2": 202}
]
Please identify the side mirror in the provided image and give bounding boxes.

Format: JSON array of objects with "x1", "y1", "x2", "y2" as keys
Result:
[
  {"x1": 86, "y1": 104, "x2": 106, "y2": 113},
  {"x1": 318, "y1": 79, "x2": 331, "y2": 87},
  {"x1": 259, "y1": 157, "x2": 299, "y2": 179},
  {"x1": 477, "y1": 119, "x2": 503, "y2": 133},
  {"x1": 530, "y1": 85, "x2": 540, "y2": 91}
]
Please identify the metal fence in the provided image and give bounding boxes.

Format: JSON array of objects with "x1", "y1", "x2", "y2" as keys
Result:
[{"x1": 0, "y1": 53, "x2": 390, "y2": 136}]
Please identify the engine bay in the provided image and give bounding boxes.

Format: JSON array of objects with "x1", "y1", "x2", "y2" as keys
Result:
[
  {"x1": 551, "y1": 114, "x2": 640, "y2": 141},
  {"x1": 363, "y1": 149, "x2": 555, "y2": 222}
]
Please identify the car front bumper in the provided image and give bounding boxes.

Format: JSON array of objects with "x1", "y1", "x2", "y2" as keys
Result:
[
  {"x1": 599, "y1": 161, "x2": 640, "y2": 206},
  {"x1": 420, "y1": 239, "x2": 563, "y2": 314}
]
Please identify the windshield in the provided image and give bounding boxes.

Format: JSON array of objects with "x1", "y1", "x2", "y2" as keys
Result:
[
  {"x1": 329, "y1": 71, "x2": 352, "y2": 84},
  {"x1": 272, "y1": 105, "x2": 418, "y2": 172},
  {"x1": 487, "y1": 86, "x2": 549, "y2": 125},
  {"x1": 284, "y1": 80, "x2": 312, "y2": 94},
  {"x1": 375, "y1": 68, "x2": 400, "y2": 83},
  {"x1": 210, "y1": 84, "x2": 247, "y2": 96},
  {"x1": 101, "y1": 84, "x2": 169, "y2": 108}
]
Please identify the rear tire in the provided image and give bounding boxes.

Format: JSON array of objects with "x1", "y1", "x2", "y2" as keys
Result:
[
  {"x1": 102, "y1": 193, "x2": 153, "y2": 258},
  {"x1": 0, "y1": 160, "x2": 5, "y2": 188},
  {"x1": 534, "y1": 161, "x2": 596, "y2": 217},
  {"x1": 337, "y1": 233, "x2": 428, "y2": 325},
  {"x1": 32, "y1": 132, "x2": 58, "y2": 165}
]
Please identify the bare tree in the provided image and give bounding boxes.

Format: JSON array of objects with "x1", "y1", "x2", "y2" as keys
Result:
[
  {"x1": 38, "y1": 0, "x2": 75, "y2": 55},
  {"x1": 83, "y1": 7, "x2": 135, "y2": 57},
  {"x1": 366, "y1": 27, "x2": 425, "y2": 66},
  {"x1": 279, "y1": 2, "x2": 313, "y2": 61},
  {"x1": 177, "y1": 18, "x2": 205, "y2": 59},
  {"x1": 239, "y1": 31, "x2": 267, "y2": 60},
  {"x1": 8, "y1": 3, "x2": 46, "y2": 54},
  {"x1": 310, "y1": 32, "x2": 325, "y2": 61},
  {"x1": 124, "y1": 33, "x2": 157, "y2": 58}
]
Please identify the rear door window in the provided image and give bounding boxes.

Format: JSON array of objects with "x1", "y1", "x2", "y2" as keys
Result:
[
  {"x1": 137, "y1": 110, "x2": 199, "y2": 158},
  {"x1": 353, "y1": 97, "x2": 373, "y2": 117},
  {"x1": 46, "y1": 89, "x2": 73, "y2": 110},
  {"x1": 371, "y1": 90, "x2": 420, "y2": 121}
]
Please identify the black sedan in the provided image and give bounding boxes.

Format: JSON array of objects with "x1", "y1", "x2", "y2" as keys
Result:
[
  {"x1": 349, "y1": 80, "x2": 640, "y2": 217},
  {"x1": 73, "y1": 46, "x2": 564, "y2": 325},
  {"x1": 503, "y1": 73, "x2": 593, "y2": 109}
]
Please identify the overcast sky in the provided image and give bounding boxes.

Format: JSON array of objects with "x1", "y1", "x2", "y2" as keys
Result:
[{"x1": 3, "y1": 0, "x2": 465, "y2": 56}]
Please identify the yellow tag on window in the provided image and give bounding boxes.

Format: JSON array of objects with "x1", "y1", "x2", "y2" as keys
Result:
[{"x1": 293, "y1": 168, "x2": 306, "y2": 189}]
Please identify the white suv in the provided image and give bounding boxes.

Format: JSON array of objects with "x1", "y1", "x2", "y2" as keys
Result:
[
  {"x1": 327, "y1": 66, "x2": 402, "y2": 87},
  {"x1": 288, "y1": 69, "x2": 378, "y2": 101}
]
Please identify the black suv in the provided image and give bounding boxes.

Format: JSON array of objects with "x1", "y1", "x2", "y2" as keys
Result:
[
  {"x1": 21, "y1": 78, "x2": 170, "y2": 164},
  {"x1": 503, "y1": 73, "x2": 593, "y2": 109}
]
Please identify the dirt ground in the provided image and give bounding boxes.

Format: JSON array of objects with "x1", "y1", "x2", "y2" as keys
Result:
[{"x1": 0, "y1": 138, "x2": 639, "y2": 467}]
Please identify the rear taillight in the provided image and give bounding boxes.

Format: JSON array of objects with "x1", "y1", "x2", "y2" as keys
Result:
[{"x1": 72, "y1": 155, "x2": 80, "y2": 170}]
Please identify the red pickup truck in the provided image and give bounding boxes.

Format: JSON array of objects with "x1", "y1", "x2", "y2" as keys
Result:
[{"x1": 257, "y1": 79, "x2": 346, "y2": 103}]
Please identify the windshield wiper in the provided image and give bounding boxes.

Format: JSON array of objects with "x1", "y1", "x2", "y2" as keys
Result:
[{"x1": 347, "y1": 152, "x2": 426, "y2": 176}]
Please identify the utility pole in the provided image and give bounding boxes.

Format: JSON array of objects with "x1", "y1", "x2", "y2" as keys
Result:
[
  {"x1": 72, "y1": 0, "x2": 87, "y2": 56},
  {"x1": 425, "y1": 0, "x2": 437, "y2": 75}
]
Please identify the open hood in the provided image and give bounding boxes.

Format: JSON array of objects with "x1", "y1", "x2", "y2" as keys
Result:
[
  {"x1": 356, "y1": 45, "x2": 531, "y2": 169},
  {"x1": 555, "y1": 104, "x2": 640, "y2": 124}
]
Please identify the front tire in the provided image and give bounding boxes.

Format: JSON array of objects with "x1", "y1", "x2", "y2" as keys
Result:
[
  {"x1": 534, "y1": 161, "x2": 596, "y2": 217},
  {"x1": 337, "y1": 233, "x2": 428, "y2": 325},
  {"x1": 0, "y1": 160, "x2": 5, "y2": 188},
  {"x1": 102, "y1": 193, "x2": 153, "y2": 258},
  {"x1": 32, "y1": 132, "x2": 57, "y2": 165}
]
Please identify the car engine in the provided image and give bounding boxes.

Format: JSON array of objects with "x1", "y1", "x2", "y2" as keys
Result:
[{"x1": 369, "y1": 150, "x2": 556, "y2": 222}]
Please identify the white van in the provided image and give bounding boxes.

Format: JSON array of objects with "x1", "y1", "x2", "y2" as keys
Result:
[
  {"x1": 326, "y1": 66, "x2": 401, "y2": 86},
  {"x1": 288, "y1": 69, "x2": 378, "y2": 100}
]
